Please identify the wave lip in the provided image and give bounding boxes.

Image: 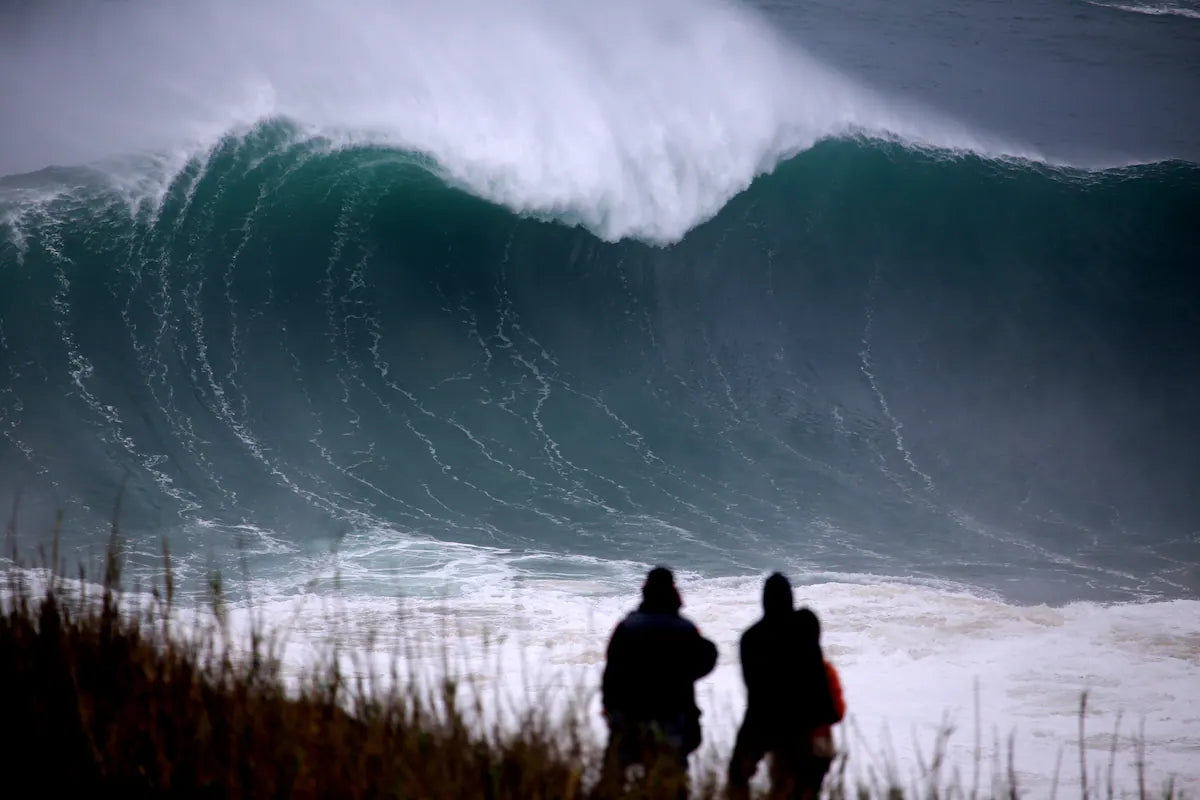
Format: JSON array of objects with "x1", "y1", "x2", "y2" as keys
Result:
[{"x1": 0, "y1": 0, "x2": 1051, "y2": 244}]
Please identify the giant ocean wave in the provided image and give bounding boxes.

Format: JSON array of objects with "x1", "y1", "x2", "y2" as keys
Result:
[{"x1": 2, "y1": 121, "x2": 1197, "y2": 603}]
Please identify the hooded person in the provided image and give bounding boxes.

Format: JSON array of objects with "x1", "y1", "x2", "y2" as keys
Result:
[
  {"x1": 726, "y1": 573, "x2": 845, "y2": 800},
  {"x1": 599, "y1": 566, "x2": 718, "y2": 794}
]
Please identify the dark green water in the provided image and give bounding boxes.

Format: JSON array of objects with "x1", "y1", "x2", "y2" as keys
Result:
[{"x1": 2, "y1": 124, "x2": 1197, "y2": 602}]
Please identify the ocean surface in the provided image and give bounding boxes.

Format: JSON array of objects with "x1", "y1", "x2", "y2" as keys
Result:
[{"x1": 1, "y1": 0, "x2": 1198, "y2": 793}]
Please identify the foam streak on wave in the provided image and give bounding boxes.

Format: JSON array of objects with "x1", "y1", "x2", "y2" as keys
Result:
[
  {"x1": 1086, "y1": 0, "x2": 1200, "y2": 19},
  {"x1": 0, "y1": 0, "x2": 1038, "y2": 243}
]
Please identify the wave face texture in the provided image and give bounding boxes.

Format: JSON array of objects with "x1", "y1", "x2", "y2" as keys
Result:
[{"x1": 2, "y1": 120, "x2": 1198, "y2": 603}]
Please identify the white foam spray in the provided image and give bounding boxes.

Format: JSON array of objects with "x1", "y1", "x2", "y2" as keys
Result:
[
  {"x1": 1, "y1": 0, "x2": 1042, "y2": 242},
  {"x1": 8, "y1": 545, "x2": 1198, "y2": 796},
  {"x1": 222, "y1": 559, "x2": 1200, "y2": 798}
]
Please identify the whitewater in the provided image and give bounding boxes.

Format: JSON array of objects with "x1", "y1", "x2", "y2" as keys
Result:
[
  {"x1": 2, "y1": 0, "x2": 1198, "y2": 795},
  {"x1": 0, "y1": 0, "x2": 1048, "y2": 242}
]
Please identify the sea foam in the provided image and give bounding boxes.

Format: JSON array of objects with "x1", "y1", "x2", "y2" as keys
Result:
[{"x1": 1, "y1": 0, "x2": 1040, "y2": 243}]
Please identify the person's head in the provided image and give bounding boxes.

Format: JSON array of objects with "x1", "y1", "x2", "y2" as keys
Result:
[
  {"x1": 762, "y1": 571, "x2": 794, "y2": 617},
  {"x1": 641, "y1": 565, "x2": 682, "y2": 613},
  {"x1": 795, "y1": 606, "x2": 821, "y2": 643}
]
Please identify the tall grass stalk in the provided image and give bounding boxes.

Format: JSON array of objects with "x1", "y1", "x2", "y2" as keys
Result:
[{"x1": 0, "y1": 532, "x2": 1188, "y2": 799}]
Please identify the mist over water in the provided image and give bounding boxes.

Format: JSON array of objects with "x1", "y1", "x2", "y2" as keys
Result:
[
  {"x1": 0, "y1": 0, "x2": 1045, "y2": 242},
  {"x1": 2, "y1": 0, "x2": 1199, "y2": 793}
]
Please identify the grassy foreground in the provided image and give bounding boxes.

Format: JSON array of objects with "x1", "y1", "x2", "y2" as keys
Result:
[{"x1": 0, "y1": 535, "x2": 1188, "y2": 799}]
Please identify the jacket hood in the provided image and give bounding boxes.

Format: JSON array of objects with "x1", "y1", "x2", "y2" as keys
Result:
[
  {"x1": 641, "y1": 565, "x2": 682, "y2": 613},
  {"x1": 762, "y1": 572, "x2": 794, "y2": 617}
]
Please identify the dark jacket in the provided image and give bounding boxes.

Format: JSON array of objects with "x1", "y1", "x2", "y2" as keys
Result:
[
  {"x1": 602, "y1": 603, "x2": 718, "y2": 724},
  {"x1": 739, "y1": 609, "x2": 838, "y2": 735}
]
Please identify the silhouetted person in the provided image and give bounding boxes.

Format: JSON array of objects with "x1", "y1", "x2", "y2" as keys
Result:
[
  {"x1": 600, "y1": 566, "x2": 718, "y2": 796},
  {"x1": 727, "y1": 574, "x2": 845, "y2": 800}
]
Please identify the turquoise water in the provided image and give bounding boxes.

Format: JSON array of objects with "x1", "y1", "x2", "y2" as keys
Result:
[
  {"x1": 2, "y1": 124, "x2": 1197, "y2": 603},
  {"x1": 0, "y1": 0, "x2": 1197, "y2": 603}
]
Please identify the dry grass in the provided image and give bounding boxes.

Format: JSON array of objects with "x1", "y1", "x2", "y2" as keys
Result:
[{"x1": 0, "y1": 526, "x2": 1188, "y2": 799}]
